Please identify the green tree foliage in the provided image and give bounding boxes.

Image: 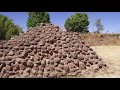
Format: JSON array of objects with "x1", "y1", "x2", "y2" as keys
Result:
[
  {"x1": 64, "y1": 12, "x2": 89, "y2": 33},
  {"x1": 15, "y1": 25, "x2": 24, "y2": 33},
  {"x1": 0, "y1": 14, "x2": 23, "y2": 40},
  {"x1": 95, "y1": 19, "x2": 104, "y2": 34},
  {"x1": 27, "y1": 12, "x2": 50, "y2": 28}
]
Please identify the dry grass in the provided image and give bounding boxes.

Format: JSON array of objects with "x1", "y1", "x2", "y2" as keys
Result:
[{"x1": 81, "y1": 34, "x2": 120, "y2": 46}]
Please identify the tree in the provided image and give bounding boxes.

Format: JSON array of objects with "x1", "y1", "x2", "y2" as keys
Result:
[
  {"x1": 64, "y1": 12, "x2": 89, "y2": 33},
  {"x1": 27, "y1": 12, "x2": 50, "y2": 28},
  {"x1": 0, "y1": 14, "x2": 22, "y2": 40},
  {"x1": 15, "y1": 25, "x2": 24, "y2": 33},
  {"x1": 0, "y1": 15, "x2": 8, "y2": 39},
  {"x1": 6, "y1": 26, "x2": 19, "y2": 40},
  {"x1": 95, "y1": 19, "x2": 104, "y2": 34}
]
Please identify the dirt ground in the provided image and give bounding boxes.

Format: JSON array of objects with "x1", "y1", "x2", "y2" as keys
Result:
[{"x1": 86, "y1": 46, "x2": 120, "y2": 78}]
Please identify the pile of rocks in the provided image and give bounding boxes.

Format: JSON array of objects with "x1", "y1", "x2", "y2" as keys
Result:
[
  {"x1": 0, "y1": 40, "x2": 7, "y2": 45},
  {"x1": 0, "y1": 23, "x2": 106, "y2": 78}
]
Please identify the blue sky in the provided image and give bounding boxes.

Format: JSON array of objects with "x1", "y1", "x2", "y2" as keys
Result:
[{"x1": 0, "y1": 12, "x2": 120, "y2": 33}]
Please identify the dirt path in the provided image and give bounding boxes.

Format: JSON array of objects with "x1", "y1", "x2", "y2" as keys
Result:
[{"x1": 90, "y1": 46, "x2": 120, "y2": 78}]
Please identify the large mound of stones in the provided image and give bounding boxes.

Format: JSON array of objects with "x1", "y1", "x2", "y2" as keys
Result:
[
  {"x1": 0, "y1": 40, "x2": 7, "y2": 45},
  {"x1": 0, "y1": 23, "x2": 106, "y2": 78}
]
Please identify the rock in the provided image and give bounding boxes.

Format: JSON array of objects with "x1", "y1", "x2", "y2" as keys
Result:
[
  {"x1": 43, "y1": 71, "x2": 50, "y2": 78},
  {"x1": 20, "y1": 59, "x2": 27, "y2": 66},
  {"x1": 25, "y1": 68, "x2": 31, "y2": 73},
  {"x1": 78, "y1": 55, "x2": 84, "y2": 60},
  {"x1": 68, "y1": 73, "x2": 76, "y2": 76},
  {"x1": 91, "y1": 51, "x2": 96, "y2": 55},
  {"x1": 64, "y1": 65, "x2": 69, "y2": 72},
  {"x1": 23, "y1": 70, "x2": 30, "y2": 77},
  {"x1": 39, "y1": 41, "x2": 45, "y2": 46},
  {"x1": 19, "y1": 64, "x2": 25, "y2": 70},
  {"x1": 55, "y1": 67, "x2": 63, "y2": 72},
  {"x1": 74, "y1": 70, "x2": 81, "y2": 76},
  {"x1": 70, "y1": 68, "x2": 78, "y2": 72},
  {"x1": 6, "y1": 65, "x2": 12, "y2": 71},
  {"x1": 0, "y1": 52, "x2": 3, "y2": 57},
  {"x1": 24, "y1": 43, "x2": 30, "y2": 46},
  {"x1": 74, "y1": 60, "x2": 79, "y2": 67},
  {"x1": 69, "y1": 63, "x2": 76, "y2": 69},
  {"x1": 58, "y1": 64, "x2": 64, "y2": 69},
  {"x1": 5, "y1": 56, "x2": 13, "y2": 61},
  {"x1": 9, "y1": 71, "x2": 16, "y2": 75},
  {"x1": 21, "y1": 51, "x2": 28, "y2": 58},
  {"x1": 37, "y1": 74, "x2": 43, "y2": 78},
  {"x1": 0, "y1": 45, "x2": 3, "y2": 49},
  {"x1": 57, "y1": 72, "x2": 63, "y2": 78},
  {"x1": 89, "y1": 48, "x2": 93, "y2": 51},
  {"x1": 70, "y1": 52, "x2": 77, "y2": 59},
  {"x1": 27, "y1": 60, "x2": 34, "y2": 68},
  {"x1": 14, "y1": 46, "x2": 19, "y2": 50},
  {"x1": 8, "y1": 51, "x2": 14, "y2": 56},
  {"x1": 79, "y1": 62, "x2": 86, "y2": 70},
  {"x1": 16, "y1": 58, "x2": 22, "y2": 63},
  {"x1": 34, "y1": 38, "x2": 40, "y2": 42},
  {"x1": 49, "y1": 71, "x2": 57, "y2": 78},
  {"x1": 54, "y1": 58, "x2": 61, "y2": 63},
  {"x1": 62, "y1": 44, "x2": 68, "y2": 48},
  {"x1": 29, "y1": 45, "x2": 34, "y2": 50},
  {"x1": 91, "y1": 65, "x2": 99, "y2": 72}
]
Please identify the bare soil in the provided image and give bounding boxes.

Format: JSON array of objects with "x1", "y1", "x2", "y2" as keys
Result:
[{"x1": 84, "y1": 46, "x2": 120, "y2": 78}]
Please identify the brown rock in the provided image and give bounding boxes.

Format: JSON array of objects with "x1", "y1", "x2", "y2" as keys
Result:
[
  {"x1": 57, "y1": 72, "x2": 63, "y2": 78},
  {"x1": 49, "y1": 71, "x2": 57, "y2": 78},
  {"x1": 37, "y1": 74, "x2": 43, "y2": 78},
  {"x1": 6, "y1": 65, "x2": 12, "y2": 71},
  {"x1": 27, "y1": 60, "x2": 34, "y2": 68},
  {"x1": 5, "y1": 56, "x2": 13, "y2": 61},
  {"x1": 68, "y1": 72, "x2": 76, "y2": 76},
  {"x1": 39, "y1": 41, "x2": 45, "y2": 46},
  {"x1": 89, "y1": 48, "x2": 93, "y2": 51},
  {"x1": 79, "y1": 62, "x2": 86, "y2": 70},
  {"x1": 78, "y1": 55, "x2": 84, "y2": 60},
  {"x1": 70, "y1": 68, "x2": 79, "y2": 72},
  {"x1": 69, "y1": 63, "x2": 76, "y2": 69},
  {"x1": 19, "y1": 64, "x2": 25, "y2": 70},
  {"x1": 88, "y1": 59, "x2": 93, "y2": 65},
  {"x1": 91, "y1": 51, "x2": 96, "y2": 55},
  {"x1": 58, "y1": 64, "x2": 64, "y2": 69},
  {"x1": 64, "y1": 65, "x2": 69, "y2": 72},
  {"x1": 0, "y1": 52, "x2": 3, "y2": 57},
  {"x1": 43, "y1": 71, "x2": 50, "y2": 78},
  {"x1": 8, "y1": 51, "x2": 14, "y2": 56},
  {"x1": 54, "y1": 58, "x2": 61, "y2": 63},
  {"x1": 92, "y1": 64, "x2": 99, "y2": 72},
  {"x1": 74, "y1": 60, "x2": 79, "y2": 66},
  {"x1": 23, "y1": 70, "x2": 30, "y2": 77},
  {"x1": 0, "y1": 45, "x2": 3, "y2": 49},
  {"x1": 14, "y1": 46, "x2": 19, "y2": 50},
  {"x1": 55, "y1": 67, "x2": 63, "y2": 72},
  {"x1": 34, "y1": 38, "x2": 40, "y2": 42}
]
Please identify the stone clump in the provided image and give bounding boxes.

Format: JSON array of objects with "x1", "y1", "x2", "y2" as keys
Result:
[{"x1": 0, "y1": 23, "x2": 106, "y2": 78}]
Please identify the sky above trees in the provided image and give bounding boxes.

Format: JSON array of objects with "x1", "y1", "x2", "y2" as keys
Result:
[{"x1": 0, "y1": 12, "x2": 120, "y2": 34}]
